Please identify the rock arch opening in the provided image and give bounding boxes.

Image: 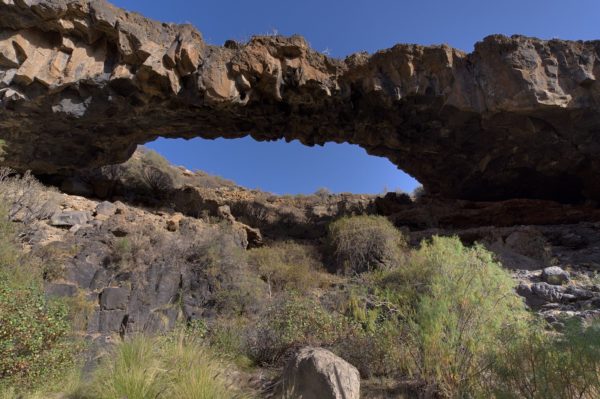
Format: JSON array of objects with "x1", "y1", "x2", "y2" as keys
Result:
[
  {"x1": 145, "y1": 137, "x2": 421, "y2": 195},
  {"x1": 0, "y1": 0, "x2": 599, "y2": 203}
]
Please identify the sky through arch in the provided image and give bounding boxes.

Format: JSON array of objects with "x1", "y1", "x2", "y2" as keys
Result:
[{"x1": 112, "y1": 0, "x2": 600, "y2": 194}]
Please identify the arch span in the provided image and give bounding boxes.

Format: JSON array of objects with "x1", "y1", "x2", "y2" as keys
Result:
[{"x1": 1, "y1": 0, "x2": 600, "y2": 202}]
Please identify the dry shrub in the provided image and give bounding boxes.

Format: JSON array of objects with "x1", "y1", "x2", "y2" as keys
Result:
[
  {"x1": 245, "y1": 293, "x2": 348, "y2": 366},
  {"x1": 248, "y1": 241, "x2": 336, "y2": 296},
  {"x1": 0, "y1": 168, "x2": 60, "y2": 223},
  {"x1": 141, "y1": 165, "x2": 174, "y2": 194},
  {"x1": 328, "y1": 215, "x2": 406, "y2": 274},
  {"x1": 183, "y1": 226, "x2": 266, "y2": 316}
]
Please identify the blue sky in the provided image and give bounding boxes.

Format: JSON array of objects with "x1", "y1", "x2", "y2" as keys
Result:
[{"x1": 112, "y1": 0, "x2": 600, "y2": 194}]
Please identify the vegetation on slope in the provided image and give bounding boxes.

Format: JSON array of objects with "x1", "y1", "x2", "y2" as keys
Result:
[
  {"x1": 0, "y1": 204, "x2": 78, "y2": 395},
  {"x1": 0, "y1": 169, "x2": 600, "y2": 398}
]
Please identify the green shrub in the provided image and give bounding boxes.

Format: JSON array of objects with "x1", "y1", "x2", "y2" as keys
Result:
[
  {"x1": 328, "y1": 215, "x2": 406, "y2": 274},
  {"x1": 78, "y1": 335, "x2": 163, "y2": 399},
  {"x1": 248, "y1": 241, "x2": 336, "y2": 296},
  {"x1": 408, "y1": 236, "x2": 529, "y2": 397},
  {"x1": 0, "y1": 280, "x2": 73, "y2": 386},
  {"x1": 0, "y1": 206, "x2": 76, "y2": 391},
  {"x1": 207, "y1": 317, "x2": 253, "y2": 369},
  {"x1": 491, "y1": 319, "x2": 600, "y2": 399},
  {"x1": 76, "y1": 333, "x2": 248, "y2": 399}
]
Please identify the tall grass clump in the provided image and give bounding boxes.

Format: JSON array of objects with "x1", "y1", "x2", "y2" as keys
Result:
[
  {"x1": 76, "y1": 333, "x2": 249, "y2": 399},
  {"x1": 328, "y1": 215, "x2": 406, "y2": 274}
]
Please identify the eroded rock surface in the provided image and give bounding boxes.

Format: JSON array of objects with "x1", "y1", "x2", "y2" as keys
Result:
[
  {"x1": 282, "y1": 347, "x2": 361, "y2": 399},
  {"x1": 1, "y1": 0, "x2": 600, "y2": 202}
]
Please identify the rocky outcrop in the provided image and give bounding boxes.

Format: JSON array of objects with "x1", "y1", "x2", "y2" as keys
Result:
[
  {"x1": 282, "y1": 347, "x2": 360, "y2": 399},
  {"x1": 1, "y1": 0, "x2": 600, "y2": 202}
]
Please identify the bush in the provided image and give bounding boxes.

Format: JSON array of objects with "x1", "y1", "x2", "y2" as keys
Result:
[
  {"x1": 328, "y1": 215, "x2": 406, "y2": 274},
  {"x1": 0, "y1": 168, "x2": 60, "y2": 223},
  {"x1": 0, "y1": 279, "x2": 73, "y2": 386},
  {"x1": 0, "y1": 205, "x2": 76, "y2": 391},
  {"x1": 248, "y1": 241, "x2": 335, "y2": 296},
  {"x1": 206, "y1": 317, "x2": 253, "y2": 368},
  {"x1": 336, "y1": 320, "x2": 410, "y2": 379},
  {"x1": 245, "y1": 293, "x2": 348, "y2": 366},
  {"x1": 75, "y1": 333, "x2": 248, "y2": 399},
  {"x1": 407, "y1": 236, "x2": 529, "y2": 397},
  {"x1": 491, "y1": 319, "x2": 600, "y2": 399},
  {"x1": 183, "y1": 226, "x2": 266, "y2": 316}
]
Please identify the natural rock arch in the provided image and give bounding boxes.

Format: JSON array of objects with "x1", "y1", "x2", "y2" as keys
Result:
[{"x1": 1, "y1": 0, "x2": 600, "y2": 202}]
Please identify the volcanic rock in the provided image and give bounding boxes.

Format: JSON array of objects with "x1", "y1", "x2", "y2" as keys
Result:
[{"x1": 0, "y1": 1, "x2": 600, "y2": 202}]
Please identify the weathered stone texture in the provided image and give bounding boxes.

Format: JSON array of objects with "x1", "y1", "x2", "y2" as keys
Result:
[{"x1": 1, "y1": 0, "x2": 600, "y2": 202}]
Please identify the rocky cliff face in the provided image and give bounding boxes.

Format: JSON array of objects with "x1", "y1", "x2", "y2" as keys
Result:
[{"x1": 1, "y1": 0, "x2": 600, "y2": 202}]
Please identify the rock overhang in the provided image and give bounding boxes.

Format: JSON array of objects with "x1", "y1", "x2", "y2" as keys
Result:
[{"x1": 0, "y1": 0, "x2": 600, "y2": 203}]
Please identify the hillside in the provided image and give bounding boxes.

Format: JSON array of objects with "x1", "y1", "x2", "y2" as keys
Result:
[{"x1": 0, "y1": 149, "x2": 599, "y2": 398}]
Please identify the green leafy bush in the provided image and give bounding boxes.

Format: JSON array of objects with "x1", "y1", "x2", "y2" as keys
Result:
[
  {"x1": 407, "y1": 236, "x2": 529, "y2": 397},
  {"x1": 328, "y1": 215, "x2": 406, "y2": 274},
  {"x1": 0, "y1": 280, "x2": 72, "y2": 385},
  {"x1": 0, "y1": 206, "x2": 76, "y2": 390}
]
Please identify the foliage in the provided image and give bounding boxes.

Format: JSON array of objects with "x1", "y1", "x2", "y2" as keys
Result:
[
  {"x1": 35, "y1": 241, "x2": 80, "y2": 281},
  {"x1": 0, "y1": 168, "x2": 60, "y2": 224},
  {"x1": 245, "y1": 293, "x2": 348, "y2": 366},
  {"x1": 314, "y1": 187, "x2": 331, "y2": 198},
  {"x1": 0, "y1": 205, "x2": 76, "y2": 391},
  {"x1": 248, "y1": 241, "x2": 336, "y2": 296},
  {"x1": 328, "y1": 215, "x2": 406, "y2": 274},
  {"x1": 0, "y1": 280, "x2": 73, "y2": 387},
  {"x1": 185, "y1": 227, "x2": 266, "y2": 316},
  {"x1": 407, "y1": 236, "x2": 529, "y2": 397},
  {"x1": 336, "y1": 319, "x2": 410, "y2": 379},
  {"x1": 206, "y1": 317, "x2": 253, "y2": 368},
  {"x1": 74, "y1": 333, "x2": 250, "y2": 399},
  {"x1": 490, "y1": 319, "x2": 600, "y2": 399}
]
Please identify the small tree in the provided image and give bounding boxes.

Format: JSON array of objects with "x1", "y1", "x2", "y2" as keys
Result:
[{"x1": 141, "y1": 165, "x2": 174, "y2": 194}]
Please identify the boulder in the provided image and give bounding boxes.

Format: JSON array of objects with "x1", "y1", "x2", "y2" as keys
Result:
[
  {"x1": 95, "y1": 201, "x2": 116, "y2": 217},
  {"x1": 541, "y1": 266, "x2": 569, "y2": 285},
  {"x1": 531, "y1": 282, "x2": 567, "y2": 303},
  {"x1": 505, "y1": 228, "x2": 550, "y2": 263},
  {"x1": 50, "y1": 210, "x2": 91, "y2": 227},
  {"x1": 97, "y1": 310, "x2": 127, "y2": 334},
  {"x1": 99, "y1": 287, "x2": 129, "y2": 310},
  {"x1": 282, "y1": 347, "x2": 360, "y2": 399},
  {"x1": 45, "y1": 282, "x2": 78, "y2": 298}
]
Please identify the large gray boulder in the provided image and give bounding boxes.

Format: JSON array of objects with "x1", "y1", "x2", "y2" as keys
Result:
[
  {"x1": 282, "y1": 347, "x2": 360, "y2": 399},
  {"x1": 542, "y1": 266, "x2": 570, "y2": 285},
  {"x1": 50, "y1": 210, "x2": 92, "y2": 227}
]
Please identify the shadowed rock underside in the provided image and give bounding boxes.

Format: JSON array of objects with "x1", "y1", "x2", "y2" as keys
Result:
[{"x1": 1, "y1": 0, "x2": 600, "y2": 202}]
